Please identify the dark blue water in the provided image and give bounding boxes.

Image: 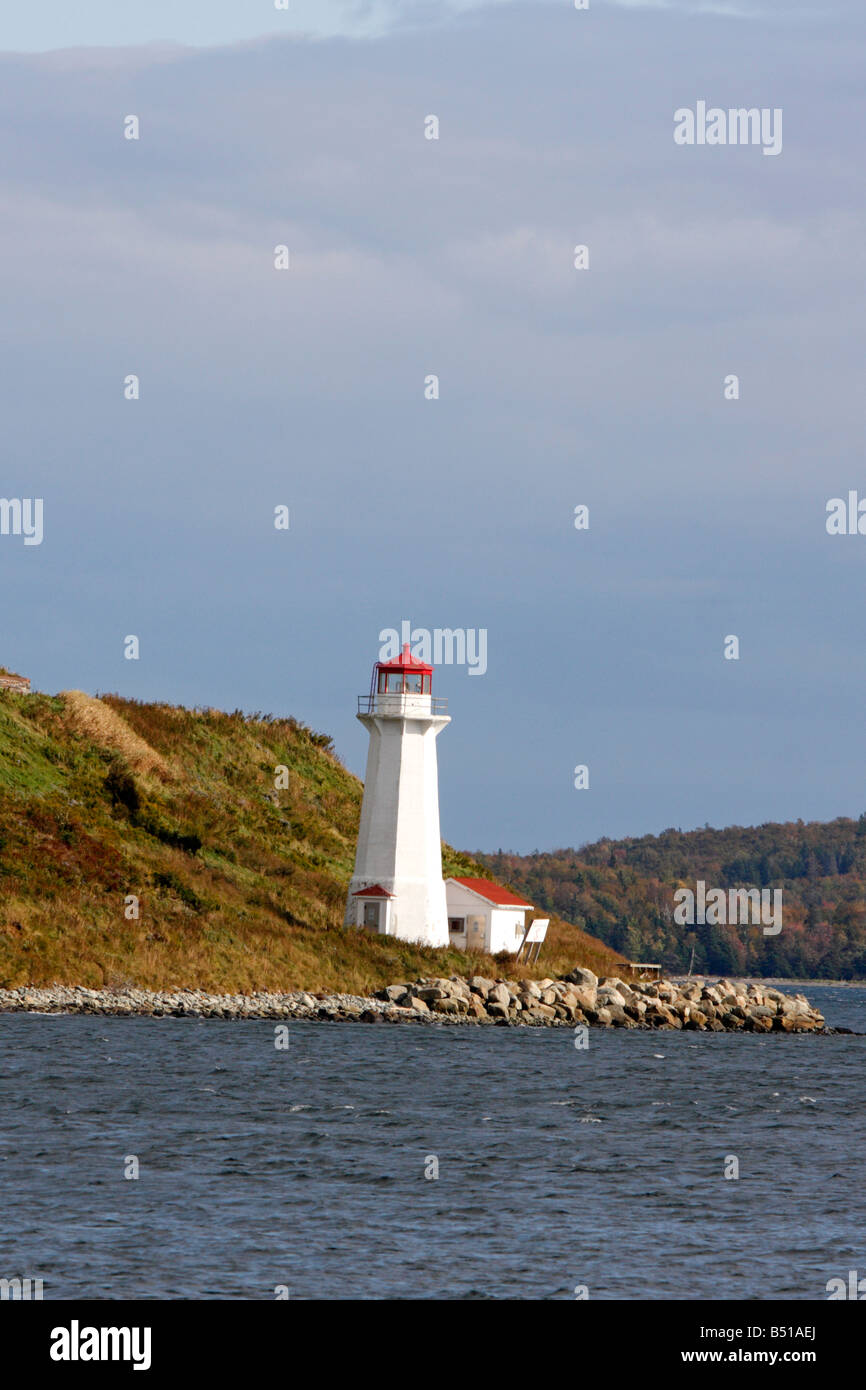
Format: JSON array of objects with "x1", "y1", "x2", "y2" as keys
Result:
[{"x1": 2, "y1": 985, "x2": 864, "y2": 1300}]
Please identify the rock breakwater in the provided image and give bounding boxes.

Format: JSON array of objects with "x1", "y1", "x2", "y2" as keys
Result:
[{"x1": 0, "y1": 971, "x2": 829, "y2": 1031}]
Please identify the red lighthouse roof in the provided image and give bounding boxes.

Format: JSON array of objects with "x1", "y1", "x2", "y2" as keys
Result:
[{"x1": 377, "y1": 642, "x2": 433, "y2": 674}]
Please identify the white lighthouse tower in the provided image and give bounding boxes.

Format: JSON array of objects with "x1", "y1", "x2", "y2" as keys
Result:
[{"x1": 345, "y1": 644, "x2": 450, "y2": 947}]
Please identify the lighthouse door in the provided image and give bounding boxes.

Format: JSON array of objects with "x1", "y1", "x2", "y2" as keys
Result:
[
  {"x1": 467, "y1": 915, "x2": 487, "y2": 952},
  {"x1": 363, "y1": 901, "x2": 382, "y2": 932}
]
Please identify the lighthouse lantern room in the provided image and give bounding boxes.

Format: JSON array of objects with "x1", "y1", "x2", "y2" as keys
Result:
[{"x1": 345, "y1": 645, "x2": 450, "y2": 947}]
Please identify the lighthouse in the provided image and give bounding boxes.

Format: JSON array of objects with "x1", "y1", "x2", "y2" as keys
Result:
[{"x1": 345, "y1": 644, "x2": 450, "y2": 947}]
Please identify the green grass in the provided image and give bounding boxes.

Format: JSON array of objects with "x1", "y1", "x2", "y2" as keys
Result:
[{"x1": 0, "y1": 689, "x2": 623, "y2": 993}]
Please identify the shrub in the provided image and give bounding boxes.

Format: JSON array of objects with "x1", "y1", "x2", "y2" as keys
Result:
[{"x1": 104, "y1": 763, "x2": 141, "y2": 816}]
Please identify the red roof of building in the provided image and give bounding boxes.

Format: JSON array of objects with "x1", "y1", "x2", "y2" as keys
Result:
[
  {"x1": 351, "y1": 884, "x2": 394, "y2": 898},
  {"x1": 377, "y1": 642, "x2": 434, "y2": 674},
  {"x1": 449, "y1": 877, "x2": 533, "y2": 909}
]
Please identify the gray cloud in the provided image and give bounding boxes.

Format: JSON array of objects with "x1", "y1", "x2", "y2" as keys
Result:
[{"x1": 1, "y1": 2, "x2": 864, "y2": 848}]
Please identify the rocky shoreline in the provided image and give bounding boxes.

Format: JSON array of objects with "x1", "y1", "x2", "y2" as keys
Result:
[{"x1": 0, "y1": 970, "x2": 834, "y2": 1032}]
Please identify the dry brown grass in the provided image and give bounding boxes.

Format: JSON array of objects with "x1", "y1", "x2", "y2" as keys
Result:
[
  {"x1": 0, "y1": 691, "x2": 625, "y2": 995},
  {"x1": 0, "y1": 893, "x2": 625, "y2": 995},
  {"x1": 59, "y1": 691, "x2": 173, "y2": 780}
]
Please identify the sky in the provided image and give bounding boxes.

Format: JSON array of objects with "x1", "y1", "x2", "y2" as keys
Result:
[
  {"x1": 1, "y1": 0, "x2": 864, "y2": 854},
  {"x1": 2, "y1": 1, "x2": 822, "y2": 53}
]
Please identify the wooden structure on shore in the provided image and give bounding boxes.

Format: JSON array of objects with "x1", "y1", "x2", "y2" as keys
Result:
[{"x1": 621, "y1": 961, "x2": 662, "y2": 982}]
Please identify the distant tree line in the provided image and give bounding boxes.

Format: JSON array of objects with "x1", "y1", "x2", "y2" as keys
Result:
[{"x1": 476, "y1": 815, "x2": 866, "y2": 979}]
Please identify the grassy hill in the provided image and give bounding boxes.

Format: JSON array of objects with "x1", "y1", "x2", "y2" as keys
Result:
[
  {"x1": 0, "y1": 688, "x2": 621, "y2": 993},
  {"x1": 478, "y1": 819, "x2": 866, "y2": 980}
]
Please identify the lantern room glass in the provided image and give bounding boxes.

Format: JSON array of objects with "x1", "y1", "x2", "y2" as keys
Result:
[{"x1": 377, "y1": 670, "x2": 432, "y2": 694}]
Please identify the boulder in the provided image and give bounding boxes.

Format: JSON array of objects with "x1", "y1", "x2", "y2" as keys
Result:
[
  {"x1": 648, "y1": 1006, "x2": 682, "y2": 1029},
  {"x1": 566, "y1": 967, "x2": 598, "y2": 993},
  {"x1": 590, "y1": 1006, "x2": 613, "y2": 1026},
  {"x1": 605, "y1": 1004, "x2": 634, "y2": 1027},
  {"x1": 447, "y1": 976, "x2": 473, "y2": 1001},
  {"x1": 468, "y1": 975, "x2": 496, "y2": 996},
  {"x1": 684, "y1": 1009, "x2": 709, "y2": 1030},
  {"x1": 779, "y1": 996, "x2": 809, "y2": 1017},
  {"x1": 534, "y1": 1003, "x2": 557, "y2": 1020},
  {"x1": 433, "y1": 998, "x2": 464, "y2": 1015}
]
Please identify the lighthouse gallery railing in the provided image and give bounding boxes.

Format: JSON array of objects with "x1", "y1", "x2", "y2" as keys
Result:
[{"x1": 357, "y1": 694, "x2": 449, "y2": 716}]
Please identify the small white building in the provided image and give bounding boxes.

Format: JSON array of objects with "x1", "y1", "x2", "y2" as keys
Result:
[
  {"x1": 349, "y1": 883, "x2": 395, "y2": 936},
  {"x1": 444, "y1": 877, "x2": 534, "y2": 955}
]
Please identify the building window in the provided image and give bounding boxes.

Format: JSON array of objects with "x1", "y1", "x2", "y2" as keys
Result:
[{"x1": 449, "y1": 917, "x2": 465, "y2": 934}]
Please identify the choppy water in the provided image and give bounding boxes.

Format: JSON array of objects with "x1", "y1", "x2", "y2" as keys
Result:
[{"x1": 1, "y1": 985, "x2": 864, "y2": 1300}]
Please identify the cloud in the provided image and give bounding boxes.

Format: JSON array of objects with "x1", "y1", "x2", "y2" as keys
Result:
[
  {"x1": 0, "y1": 0, "x2": 832, "y2": 58},
  {"x1": 1, "y1": 2, "x2": 864, "y2": 845}
]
